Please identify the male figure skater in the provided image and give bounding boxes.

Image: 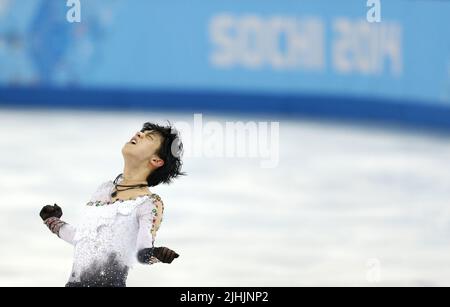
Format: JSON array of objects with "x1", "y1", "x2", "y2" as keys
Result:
[{"x1": 40, "y1": 122, "x2": 184, "y2": 287}]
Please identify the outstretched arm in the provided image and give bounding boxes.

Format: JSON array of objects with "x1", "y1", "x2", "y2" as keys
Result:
[
  {"x1": 43, "y1": 217, "x2": 76, "y2": 245},
  {"x1": 136, "y1": 200, "x2": 179, "y2": 264}
]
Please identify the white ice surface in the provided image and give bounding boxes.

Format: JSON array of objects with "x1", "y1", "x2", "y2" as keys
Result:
[{"x1": 0, "y1": 108, "x2": 449, "y2": 286}]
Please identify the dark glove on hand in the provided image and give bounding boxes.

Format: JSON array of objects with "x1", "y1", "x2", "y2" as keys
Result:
[
  {"x1": 154, "y1": 247, "x2": 180, "y2": 263},
  {"x1": 138, "y1": 247, "x2": 180, "y2": 264},
  {"x1": 39, "y1": 204, "x2": 63, "y2": 221}
]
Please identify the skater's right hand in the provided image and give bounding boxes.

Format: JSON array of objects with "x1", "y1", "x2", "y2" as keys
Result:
[{"x1": 39, "y1": 204, "x2": 63, "y2": 221}]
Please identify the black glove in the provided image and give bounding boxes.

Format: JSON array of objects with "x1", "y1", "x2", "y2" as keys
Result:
[
  {"x1": 39, "y1": 204, "x2": 63, "y2": 221},
  {"x1": 138, "y1": 247, "x2": 180, "y2": 264}
]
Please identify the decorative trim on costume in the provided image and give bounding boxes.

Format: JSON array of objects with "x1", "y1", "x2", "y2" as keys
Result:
[{"x1": 44, "y1": 217, "x2": 67, "y2": 237}]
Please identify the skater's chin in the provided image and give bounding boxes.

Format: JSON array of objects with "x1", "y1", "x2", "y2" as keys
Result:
[{"x1": 121, "y1": 145, "x2": 137, "y2": 158}]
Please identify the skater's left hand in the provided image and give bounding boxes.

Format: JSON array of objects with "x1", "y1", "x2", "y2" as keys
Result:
[
  {"x1": 138, "y1": 247, "x2": 179, "y2": 264},
  {"x1": 153, "y1": 247, "x2": 180, "y2": 264}
]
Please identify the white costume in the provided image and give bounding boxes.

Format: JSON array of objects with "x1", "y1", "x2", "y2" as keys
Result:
[{"x1": 54, "y1": 175, "x2": 164, "y2": 287}]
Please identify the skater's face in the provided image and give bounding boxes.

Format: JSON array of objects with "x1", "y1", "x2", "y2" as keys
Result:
[{"x1": 122, "y1": 130, "x2": 165, "y2": 170}]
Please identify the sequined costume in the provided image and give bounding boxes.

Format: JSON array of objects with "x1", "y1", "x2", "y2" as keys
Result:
[{"x1": 45, "y1": 175, "x2": 164, "y2": 287}]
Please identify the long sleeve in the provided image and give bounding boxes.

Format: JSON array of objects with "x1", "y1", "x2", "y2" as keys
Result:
[
  {"x1": 136, "y1": 196, "x2": 164, "y2": 264},
  {"x1": 43, "y1": 181, "x2": 110, "y2": 245},
  {"x1": 44, "y1": 217, "x2": 76, "y2": 245},
  {"x1": 59, "y1": 223, "x2": 76, "y2": 245}
]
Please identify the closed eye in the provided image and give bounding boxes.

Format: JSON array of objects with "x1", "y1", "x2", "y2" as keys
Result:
[{"x1": 141, "y1": 129, "x2": 156, "y2": 140}]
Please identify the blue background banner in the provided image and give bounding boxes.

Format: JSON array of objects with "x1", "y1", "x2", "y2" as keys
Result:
[{"x1": 0, "y1": 0, "x2": 449, "y2": 128}]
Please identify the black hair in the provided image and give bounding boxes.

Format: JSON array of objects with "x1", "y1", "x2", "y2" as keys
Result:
[{"x1": 141, "y1": 122, "x2": 185, "y2": 187}]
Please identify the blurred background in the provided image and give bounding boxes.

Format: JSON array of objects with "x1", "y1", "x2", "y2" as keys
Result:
[{"x1": 1, "y1": 0, "x2": 450, "y2": 286}]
